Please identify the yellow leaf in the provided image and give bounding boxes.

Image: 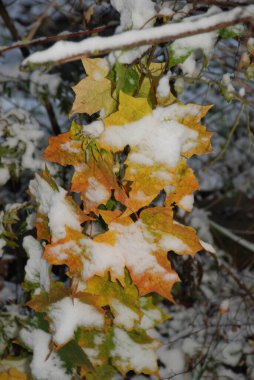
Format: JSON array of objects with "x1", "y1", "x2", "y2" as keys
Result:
[
  {"x1": 0, "y1": 368, "x2": 27, "y2": 380},
  {"x1": 44, "y1": 227, "x2": 85, "y2": 276},
  {"x1": 71, "y1": 58, "x2": 115, "y2": 116},
  {"x1": 165, "y1": 159, "x2": 199, "y2": 208},
  {"x1": 104, "y1": 92, "x2": 152, "y2": 127}
]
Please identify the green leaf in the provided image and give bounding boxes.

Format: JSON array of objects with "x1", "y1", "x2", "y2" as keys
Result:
[
  {"x1": 219, "y1": 24, "x2": 247, "y2": 38},
  {"x1": 168, "y1": 45, "x2": 194, "y2": 68},
  {"x1": 58, "y1": 340, "x2": 94, "y2": 373},
  {"x1": 40, "y1": 166, "x2": 59, "y2": 192},
  {"x1": 86, "y1": 363, "x2": 116, "y2": 380},
  {"x1": 115, "y1": 63, "x2": 139, "y2": 95}
]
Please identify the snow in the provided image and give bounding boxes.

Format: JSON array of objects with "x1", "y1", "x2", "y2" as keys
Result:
[
  {"x1": 0, "y1": 167, "x2": 10, "y2": 186},
  {"x1": 30, "y1": 70, "x2": 60, "y2": 97},
  {"x1": 0, "y1": 238, "x2": 5, "y2": 257},
  {"x1": 159, "y1": 234, "x2": 191, "y2": 254},
  {"x1": 0, "y1": 108, "x2": 45, "y2": 174},
  {"x1": 156, "y1": 72, "x2": 171, "y2": 99},
  {"x1": 179, "y1": 194, "x2": 194, "y2": 211},
  {"x1": 23, "y1": 236, "x2": 50, "y2": 291},
  {"x1": 23, "y1": 5, "x2": 254, "y2": 65},
  {"x1": 85, "y1": 177, "x2": 109, "y2": 205},
  {"x1": 109, "y1": 0, "x2": 156, "y2": 63},
  {"x1": 158, "y1": 347, "x2": 185, "y2": 379},
  {"x1": 100, "y1": 104, "x2": 200, "y2": 169},
  {"x1": 239, "y1": 87, "x2": 245, "y2": 97},
  {"x1": 111, "y1": 0, "x2": 155, "y2": 31},
  {"x1": 82, "y1": 120, "x2": 104, "y2": 138},
  {"x1": 219, "y1": 299, "x2": 230, "y2": 315},
  {"x1": 48, "y1": 297, "x2": 104, "y2": 345},
  {"x1": 29, "y1": 174, "x2": 82, "y2": 242},
  {"x1": 19, "y1": 328, "x2": 71, "y2": 380},
  {"x1": 111, "y1": 299, "x2": 139, "y2": 330},
  {"x1": 111, "y1": 327, "x2": 159, "y2": 373},
  {"x1": 80, "y1": 220, "x2": 179, "y2": 287},
  {"x1": 222, "y1": 73, "x2": 235, "y2": 94},
  {"x1": 139, "y1": 300, "x2": 163, "y2": 330}
]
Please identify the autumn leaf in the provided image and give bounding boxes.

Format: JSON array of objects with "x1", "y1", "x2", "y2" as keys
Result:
[
  {"x1": 111, "y1": 327, "x2": 160, "y2": 376},
  {"x1": 71, "y1": 58, "x2": 115, "y2": 116},
  {"x1": 0, "y1": 368, "x2": 28, "y2": 380},
  {"x1": 44, "y1": 227, "x2": 86, "y2": 278},
  {"x1": 44, "y1": 130, "x2": 85, "y2": 167},
  {"x1": 101, "y1": 97, "x2": 212, "y2": 166},
  {"x1": 104, "y1": 91, "x2": 152, "y2": 127},
  {"x1": 85, "y1": 273, "x2": 141, "y2": 330},
  {"x1": 35, "y1": 211, "x2": 51, "y2": 241},
  {"x1": 165, "y1": 159, "x2": 199, "y2": 210},
  {"x1": 71, "y1": 152, "x2": 122, "y2": 213},
  {"x1": 27, "y1": 281, "x2": 70, "y2": 312}
]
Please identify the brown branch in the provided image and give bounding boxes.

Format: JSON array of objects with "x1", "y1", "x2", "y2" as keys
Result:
[
  {"x1": 0, "y1": 23, "x2": 119, "y2": 55},
  {"x1": 0, "y1": 0, "x2": 29, "y2": 57},
  {"x1": 0, "y1": 0, "x2": 61, "y2": 135},
  {"x1": 43, "y1": 97, "x2": 61, "y2": 136},
  {"x1": 22, "y1": 5, "x2": 254, "y2": 67},
  {"x1": 197, "y1": 0, "x2": 251, "y2": 7}
]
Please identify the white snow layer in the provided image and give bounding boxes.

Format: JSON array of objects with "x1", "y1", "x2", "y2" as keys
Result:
[
  {"x1": 80, "y1": 219, "x2": 179, "y2": 285},
  {"x1": 0, "y1": 167, "x2": 10, "y2": 186},
  {"x1": 48, "y1": 297, "x2": 104, "y2": 345},
  {"x1": 23, "y1": 235, "x2": 50, "y2": 291},
  {"x1": 111, "y1": 299, "x2": 140, "y2": 330},
  {"x1": 23, "y1": 6, "x2": 254, "y2": 65},
  {"x1": 100, "y1": 104, "x2": 199, "y2": 168},
  {"x1": 29, "y1": 174, "x2": 82, "y2": 242},
  {"x1": 82, "y1": 120, "x2": 104, "y2": 138},
  {"x1": 109, "y1": 0, "x2": 156, "y2": 63},
  {"x1": 111, "y1": 327, "x2": 159, "y2": 373},
  {"x1": 20, "y1": 328, "x2": 71, "y2": 380}
]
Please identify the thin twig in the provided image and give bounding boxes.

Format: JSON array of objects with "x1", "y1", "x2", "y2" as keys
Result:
[
  {"x1": 0, "y1": 23, "x2": 118, "y2": 54},
  {"x1": 0, "y1": 0, "x2": 29, "y2": 58}
]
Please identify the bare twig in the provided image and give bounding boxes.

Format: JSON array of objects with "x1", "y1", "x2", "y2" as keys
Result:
[
  {"x1": 0, "y1": 0, "x2": 61, "y2": 136},
  {"x1": 220, "y1": 263, "x2": 254, "y2": 303},
  {"x1": 0, "y1": 24, "x2": 118, "y2": 55},
  {"x1": 0, "y1": 0, "x2": 29, "y2": 58}
]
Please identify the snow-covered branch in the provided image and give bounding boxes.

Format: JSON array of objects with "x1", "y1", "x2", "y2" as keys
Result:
[{"x1": 22, "y1": 5, "x2": 254, "y2": 67}]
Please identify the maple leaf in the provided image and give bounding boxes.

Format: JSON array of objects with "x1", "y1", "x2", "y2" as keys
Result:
[
  {"x1": 111, "y1": 327, "x2": 160, "y2": 376},
  {"x1": 45, "y1": 207, "x2": 202, "y2": 301},
  {"x1": 104, "y1": 91, "x2": 152, "y2": 127},
  {"x1": 165, "y1": 159, "x2": 199, "y2": 210},
  {"x1": 35, "y1": 211, "x2": 51, "y2": 241},
  {"x1": 85, "y1": 273, "x2": 141, "y2": 331},
  {"x1": 70, "y1": 152, "x2": 123, "y2": 213},
  {"x1": 71, "y1": 58, "x2": 115, "y2": 116},
  {"x1": 29, "y1": 172, "x2": 90, "y2": 243},
  {"x1": 0, "y1": 368, "x2": 28, "y2": 380},
  {"x1": 44, "y1": 129, "x2": 85, "y2": 167},
  {"x1": 27, "y1": 281, "x2": 104, "y2": 347}
]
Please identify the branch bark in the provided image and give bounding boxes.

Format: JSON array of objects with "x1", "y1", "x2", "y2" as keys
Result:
[
  {"x1": 0, "y1": 0, "x2": 61, "y2": 135},
  {"x1": 22, "y1": 5, "x2": 254, "y2": 67},
  {"x1": 0, "y1": 24, "x2": 118, "y2": 55}
]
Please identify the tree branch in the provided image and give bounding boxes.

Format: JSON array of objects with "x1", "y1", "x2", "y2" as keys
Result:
[
  {"x1": 0, "y1": 0, "x2": 61, "y2": 135},
  {"x1": 22, "y1": 5, "x2": 254, "y2": 67},
  {"x1": 0, "y1": 24, "x2": 118, "y2": 55},
  {"x1": 0, "y1": 0, "x2": 29, "y2": 58}
]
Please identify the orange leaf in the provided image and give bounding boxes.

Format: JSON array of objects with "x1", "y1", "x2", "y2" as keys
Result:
[{"x1": 44, "y1": 132, "x2": 84, "y2": 167}]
